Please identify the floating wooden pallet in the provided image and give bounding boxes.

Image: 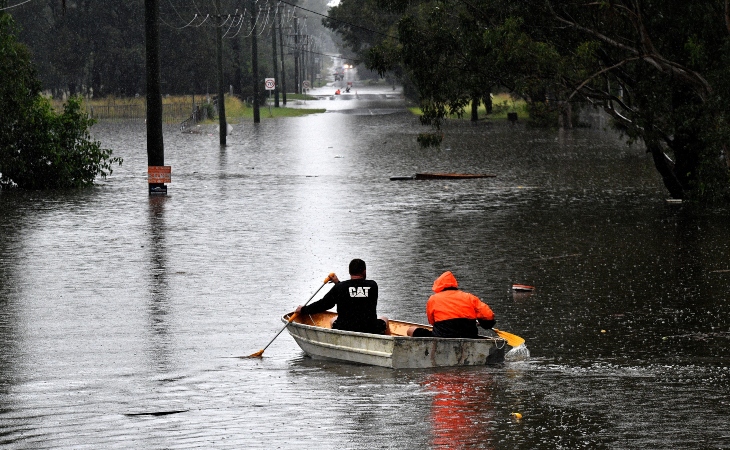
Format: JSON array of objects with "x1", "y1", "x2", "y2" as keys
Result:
[{"x1": 390, "y1": 173, "x2": 496, "y2": 180}]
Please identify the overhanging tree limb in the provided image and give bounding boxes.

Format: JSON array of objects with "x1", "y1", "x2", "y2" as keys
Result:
[{"x1": 546, "y1": 0, "x2": 712, "y2": 98}]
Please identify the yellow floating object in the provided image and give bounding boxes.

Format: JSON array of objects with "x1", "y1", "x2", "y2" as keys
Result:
[
  {"x1": 601, "y1": 329, "x2": 606, "y2": 333},
  {"x1": 511, "y1": 412, "x2": 523, "y2": 419}
]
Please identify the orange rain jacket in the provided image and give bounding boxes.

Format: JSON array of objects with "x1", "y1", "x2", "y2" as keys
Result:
[{"x1": 426, "y1": 271, "x2": 495, "y2": 325}]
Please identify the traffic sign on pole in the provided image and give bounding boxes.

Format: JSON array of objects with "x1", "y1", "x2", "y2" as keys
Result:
[{"x1": 265, "y1": 78, "x2": 276, "y2": 90}]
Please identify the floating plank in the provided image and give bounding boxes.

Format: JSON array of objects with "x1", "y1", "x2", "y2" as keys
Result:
[
  {"x1": 389, "y1": 176, "x2": 415, "y2": 181},
  {"x1": 414, "y1": 173, "x2": 496, "y2": 180},
  {"x1": 125, "y1": 410, "x2": 188, "y2": 417}
]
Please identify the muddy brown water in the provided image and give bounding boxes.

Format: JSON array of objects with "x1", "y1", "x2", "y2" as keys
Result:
[{"x1": 2, "y1": 86, "x2": 729, "y2": 449}]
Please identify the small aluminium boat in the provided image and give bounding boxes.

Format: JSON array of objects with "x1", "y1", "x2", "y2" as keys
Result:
[{"x1": 283, "y1": 311, "x2": 507, "y2": 369}]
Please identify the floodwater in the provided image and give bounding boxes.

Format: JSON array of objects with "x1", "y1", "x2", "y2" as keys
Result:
[{"x1": 1, "y1": 84, "x2": 730, "y2": 449}]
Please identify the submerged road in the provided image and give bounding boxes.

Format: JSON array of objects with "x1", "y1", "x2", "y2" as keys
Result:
[{"x1": 1, "y1": 83, "x2": 730, "y2": 449}]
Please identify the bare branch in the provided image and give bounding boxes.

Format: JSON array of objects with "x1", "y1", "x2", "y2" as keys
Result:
[
  {"x1": 546, "y1": 1, "x2": 712, "y2": 98},
  {"x1": 566, "y1": 56, "x2": 641, "y2": 102}
]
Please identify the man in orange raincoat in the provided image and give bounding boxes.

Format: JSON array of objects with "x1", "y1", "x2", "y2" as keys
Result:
[{"x1": 408, "y1": 271, "x2": 495, "y2": 338}]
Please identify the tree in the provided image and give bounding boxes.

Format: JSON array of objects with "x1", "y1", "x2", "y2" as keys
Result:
[
  {"x1": 539, "y1": 1, "x2": 730, "y2": 202},
  {"x1": 327, "y1": 0, "x2": 730, "y2": 202},
  {"x1": 0, "y1": 14, "x2": 121, "y2": 190}
]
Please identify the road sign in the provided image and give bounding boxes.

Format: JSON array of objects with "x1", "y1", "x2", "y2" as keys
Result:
[
  {"x1": 302, "y1": 80, "x2": 311, "y2": 90},
  {"x1": 264, "y1": 78, "x2": 276, "y2": 90},
  {"x1": 148, "y1": 166, "x2": 171, "y2": 184}
]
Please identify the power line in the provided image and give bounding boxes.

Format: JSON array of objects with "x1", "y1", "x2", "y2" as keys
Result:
[
  {"x1": 275, "y1": 0, "x2": 397, "y2": 40},
  {"x1": 281, "y1": 42, "x2": 361, "y2": 65},
  {"x1": 0, "y1": 0, "x2": 33, "y2": 11}
]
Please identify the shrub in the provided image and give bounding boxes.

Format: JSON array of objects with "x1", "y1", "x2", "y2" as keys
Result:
[{"x1": 0, "y1": 15, "x2": 121, "y2": 190}]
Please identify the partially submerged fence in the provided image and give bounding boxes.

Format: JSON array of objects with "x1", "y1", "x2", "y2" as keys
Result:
[{"x1": 86, "y1": 98, "x2": 208, "y2": 124}]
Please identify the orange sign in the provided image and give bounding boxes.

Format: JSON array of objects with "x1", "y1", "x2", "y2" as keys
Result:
[{"x1": 148, "y1": 166, "x2": 171, "y2": 184}]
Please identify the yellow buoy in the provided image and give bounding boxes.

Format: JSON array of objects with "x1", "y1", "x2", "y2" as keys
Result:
[{"x1": 511, "y1": 412, "x2": 523, "y2": 419}]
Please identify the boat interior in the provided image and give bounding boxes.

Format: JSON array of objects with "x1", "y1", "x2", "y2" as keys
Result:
[{"x1": 287, "y1": 311, "x2": 427, "y2": 337}]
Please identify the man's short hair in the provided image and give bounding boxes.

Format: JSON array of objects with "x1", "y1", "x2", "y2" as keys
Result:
[{"x1": 349, "y1": 258, "x2": 366, "y2": 275}]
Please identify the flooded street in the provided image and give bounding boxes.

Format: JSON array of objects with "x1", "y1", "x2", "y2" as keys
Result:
[{"x1": 2, "y1": 85, "x2": 730, "y2": 449}]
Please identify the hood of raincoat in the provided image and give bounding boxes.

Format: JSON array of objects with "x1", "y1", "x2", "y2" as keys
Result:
[{"x1": 432, "y1": 271, "x2": 458, "y2": 293}]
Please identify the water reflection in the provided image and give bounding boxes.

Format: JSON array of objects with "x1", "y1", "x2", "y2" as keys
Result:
[
  {"x1": 424, "y1": 369, "x2": 496, "y2": 449},
  {"x1": 145, "y1": 196, "x2": 171, "y2": 372},
  {"x1": 0, "y1": 192, "x2": 25, "y2": 410}
]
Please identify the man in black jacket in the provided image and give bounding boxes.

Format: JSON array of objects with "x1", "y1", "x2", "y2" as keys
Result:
[{"x1": 296, "y1": 259, "x2": 389, "y2": 334}]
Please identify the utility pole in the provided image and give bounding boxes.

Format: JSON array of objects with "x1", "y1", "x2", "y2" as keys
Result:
[
  {"x1": 303, "y1": 38, "x2": 309, "y2": 88},
  {"x1": 293, "y1": 14, "x2": 299, "y2": 94},
  {"x1": 250, "y1": 0, "x2": 260, "y2": 123},
  {"x1": 310, "y1": 40, "x2": 316, "y2": 87},
  {"x1": 216, "y1": 0, "x2": 226, "y2": 145},
  {"x1": 278, "y1": 6, "x2": 287, "y2": 105},
  {"x1": 301, "y1": 17, "x2": 308, "y2": 88},
  {"x1": 271, "y1": 5, "x2": 279, "y2": 107},
  {"x1": 145, "y1": 0, "x2": 166, "y2": 195}
]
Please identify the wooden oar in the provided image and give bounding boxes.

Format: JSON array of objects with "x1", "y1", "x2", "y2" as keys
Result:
[
  {"x1": 492, "y1": 328, "x2": 525, "y2": 347},
  {"x1": 247, "y1": 273, "x2": 335, "y2": 358}
]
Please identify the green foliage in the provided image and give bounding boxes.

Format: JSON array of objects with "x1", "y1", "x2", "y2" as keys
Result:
[
  {"x1": 326, "y1": 0, "x2": 730, "y2": 202},
  {"x1": 201, "y1": 102, "x2": 216, "y2": 120},
  {"x1": 0, "y1": 15, "x2": 121, "y2": 190}
]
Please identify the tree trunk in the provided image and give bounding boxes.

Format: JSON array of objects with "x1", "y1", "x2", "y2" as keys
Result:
[
  {"x1": 558, "y1": 102, "x2": 572, "y2": 129},
  {"x1": 483, "y1": 93, "x2": 492, "y2": 114},
  {"x1": 646, "y1": 139, "x2": 684, "y2": 199},
  {"x1": 471, "y1": 96, "x2": 479, "y2": 122}
]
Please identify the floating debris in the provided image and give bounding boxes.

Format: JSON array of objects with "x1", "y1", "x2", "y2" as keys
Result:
[
  {"x1": 124, "y1": 410, "x2": 189, "y2": 417},
  {"x1": 512, "y1": 284, "x2": 535, "y2": 292},
  {"x1": 389, "y1": 173, "x2": 496, "y2": 181},
  {"x1": 414, "y1": 173, "x2": 495, "y2": 180}
]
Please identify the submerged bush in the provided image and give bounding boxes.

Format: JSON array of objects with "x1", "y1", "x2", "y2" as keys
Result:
[{"x1": 0, "y1": 15, "x2": 121, "y2": 190}]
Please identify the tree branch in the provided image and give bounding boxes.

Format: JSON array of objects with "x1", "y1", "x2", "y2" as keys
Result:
[
  {"x1": 566, "y1": 56, "x2": 641, "y2": 102},
  {"x1": 546, "y1": 1, "x2": 712, "y2": 98}
]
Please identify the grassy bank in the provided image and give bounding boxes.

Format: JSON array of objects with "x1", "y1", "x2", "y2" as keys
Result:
[
  {"x1": 408, "y1": 93, "x2": 528, "y2": 121},
  {"x1": 51, "y1": 94, "x2": 325, "y2": 123},
  {"x1": 218, "y1": 95, "x2": 324, "y2": 123}
]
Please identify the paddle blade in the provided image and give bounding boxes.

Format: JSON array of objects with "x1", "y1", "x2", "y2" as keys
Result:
[
  {"x1": 493, "y1": 328, "x2": 526, "y2": 347},
  {"x1": 247, "y1": 349, "x2": 265, "y2": 358}
]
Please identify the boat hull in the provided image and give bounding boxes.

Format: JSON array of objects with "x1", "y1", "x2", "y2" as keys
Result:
[{"x1": 283, "y1": 312, "x2": 506, "y2": 369}]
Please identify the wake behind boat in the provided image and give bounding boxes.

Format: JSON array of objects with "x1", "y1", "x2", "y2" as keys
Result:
[{"x1": 283, "y1": 311, "x2": 507, "y2": 369}]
